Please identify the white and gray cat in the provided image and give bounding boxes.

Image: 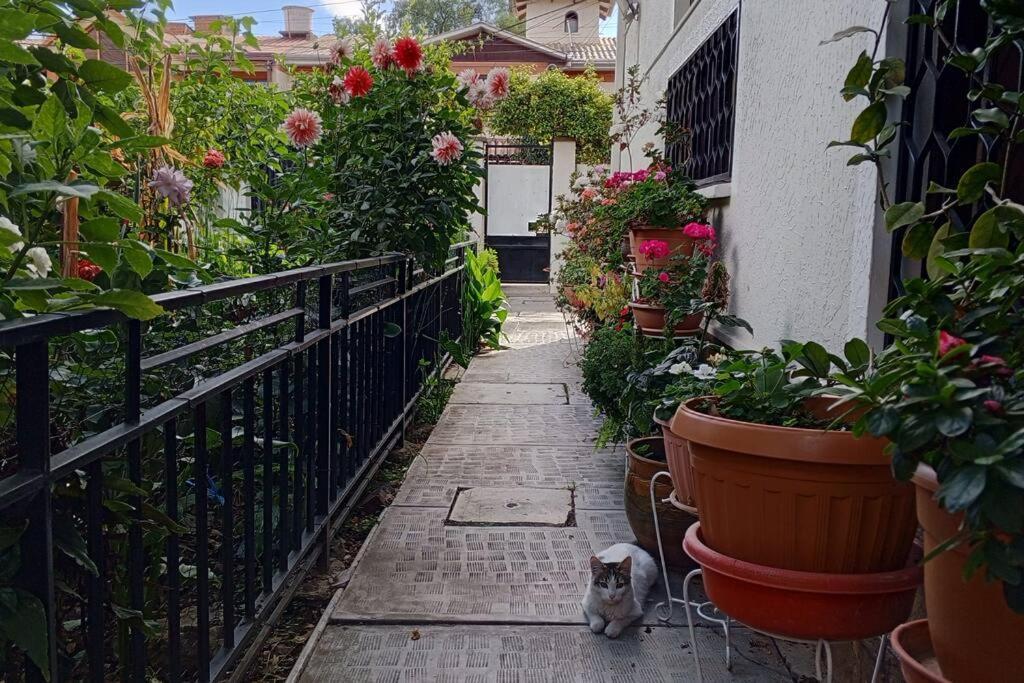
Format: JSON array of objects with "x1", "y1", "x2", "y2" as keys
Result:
[{"x1": 581, "y1": 543, "x2": 658, "y2": 638}]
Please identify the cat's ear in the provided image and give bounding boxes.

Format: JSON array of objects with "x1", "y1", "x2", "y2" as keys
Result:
[
  {"x1": 618, "y1": 556, "x2": 632, "y2": 575},
  {"x1": 589, "y1": 556, "x2": 604, "y2": 576}
]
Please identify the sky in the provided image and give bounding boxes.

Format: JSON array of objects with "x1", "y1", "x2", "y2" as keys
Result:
[{"x1": 164, "y1": 0, "x2": 618, "y2": 38}]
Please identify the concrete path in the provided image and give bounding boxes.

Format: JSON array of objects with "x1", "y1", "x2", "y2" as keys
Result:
[{"x1": 294, "y1": 285, "x2": 821, "y2": 682}]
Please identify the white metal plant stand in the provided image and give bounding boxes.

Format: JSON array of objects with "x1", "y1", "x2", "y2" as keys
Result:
[{"x1": 647, "y1": 470, "x2": 890, "y2": 683}]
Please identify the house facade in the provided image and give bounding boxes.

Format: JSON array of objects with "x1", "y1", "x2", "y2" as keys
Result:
[
  {"x1": 427, "y1": 0, "x2": 616, "y2": 92},
  {"x1": 613, "y1": 0, "x2": 1021, "y2": 353}
]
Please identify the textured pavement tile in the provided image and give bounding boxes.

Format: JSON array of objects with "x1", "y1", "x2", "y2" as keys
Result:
[
  {"x1": 450, "y1": 382, "x2": 569, "y2": 405},
  {"x1": 331, "y1": 507, "x2": 698, "y2": 626},
  {"x1": 428, "y1": 405, "x2": 602, "y2": 446},
  {"x1": 393, "y1": 445, "x2": 624, "y2": 511},
  {"x1": 448, "y1": 487, "x2": 573, "y2": 526},
  {"x1": 299, "y1": 624, "x2": 799, "y2": 682}
]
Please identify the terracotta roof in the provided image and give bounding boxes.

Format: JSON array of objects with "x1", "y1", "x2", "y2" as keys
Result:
[{"x1": 551, "y1": 37, "x2": 616, "y2": 65}]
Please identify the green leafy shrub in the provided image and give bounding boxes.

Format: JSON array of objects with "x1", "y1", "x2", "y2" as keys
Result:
[{"x1": 443, "y1": 246, "x2": 508, "y2": 367}]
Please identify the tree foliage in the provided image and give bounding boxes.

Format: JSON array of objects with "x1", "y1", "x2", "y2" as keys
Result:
[
  {"x1": 490, "y1": 68, "x2": 613, "y2": 164},
  {"x1": 385, "y1": 0, "x2": 516, "y2": 35}
]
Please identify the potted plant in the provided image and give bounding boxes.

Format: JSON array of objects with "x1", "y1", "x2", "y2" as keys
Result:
[
  {"x1": 845, "y1": 250, "x2": 1024, "y2": 682},
  {"x1": 597, "y1": 167, "x2": 709, "y2": 269},
  {"x1": 624, "y1": 436, "x2": 695, "y2": 567},
  {"x1": 629, "y1": 252, "x2": 708, "y2": 337},
  {"x1": 669, "y1": 341, "x2": 918, "y2": 574}
]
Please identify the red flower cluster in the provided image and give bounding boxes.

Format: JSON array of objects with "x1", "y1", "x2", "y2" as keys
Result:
[
  {"x1": 344, "y1": 66, "x2": 374, "y2": 97},
  {"x1": 682, "y1": 222, "x2": 718, "y2": 256},
  {"x1": 638, "y1": 239, "x2": 670, "y2": 260},
  {"x1": 202, "y1": 148, "x2": 225, "y2": 169},
  {"x1": 392, "y1": 36, "x2": 423, "y2": 75},
  {"x1": 78, "y1": 258, "x2": 102, "y2": 282}
]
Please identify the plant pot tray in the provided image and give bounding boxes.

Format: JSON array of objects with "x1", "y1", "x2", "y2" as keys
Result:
[{"x1": 891, "y1": 620, "x2": 948, "y2": 683}]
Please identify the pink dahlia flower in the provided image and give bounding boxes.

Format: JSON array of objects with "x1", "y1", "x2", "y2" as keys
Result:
[
  {"x1": 329, "y1": 75, "x2": 350, "y2": 104},
  {"x1": 430, "y1": 131, "x2": 463, "y2": 166},
  {"x1": 638, "y1": 240, "x2": 671, "y2": 260},
  {"x1": 393, "y1": 36, "x2": 424, "y2": 74},
  {"x1": 457, "y1": 69, "x2": 479, "y2": 88},
  {"x1": 344, "y1": 66, "x2": 374, "y2": 98},
  {"x1": 486, "y1": 67, "x2": 510, "y2": 99},
  {"x1": 282, "y1": 108, "x2": 322, "y2": 148},
  {"x1": 330, "y1": 37, "x2": 354, "y2": 66},
  {"x1": 149, "y1": 166, "x2": 193, "y2": 206},
  {"x1": 202, "y1": 148, "x2": 225, "y2": 169},
  {"x1": 371, "y1": 37, "x2": 393, "y2": 69}
]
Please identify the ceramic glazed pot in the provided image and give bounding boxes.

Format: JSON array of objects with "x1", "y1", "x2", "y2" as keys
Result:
[
  {"x1": 624, "y1": 437, "x2": 696, "y2": 568},
  {"x1": 655, "y1": 416, "x2": 697, "y2": 508},
  {"x1": 629, "y1": 302, "x2": 703, "y2": 338},
  {"x1": 891, "y1": 620, "x2": 947, "y2": 683},
  {"x1": 629, "y1": 226, "x2": 695, "y2": 271},
  {"x1": 683, "y1": 523, "x2": 921, "y2": 641},
  {"x1": 670, "y1": 398, "x2": 917, "y2": 573},
  {"x1": 912, "y1": 465, "x2": 1024, "y2": 683}
]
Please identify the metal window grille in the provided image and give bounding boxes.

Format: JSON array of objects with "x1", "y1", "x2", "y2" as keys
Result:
[
  {"x1": 665, "y1": 9, "x2": 740, "y2": 186},
  {"x1": 889, "y1": 0, "x2": 1023, "y2": 300}
]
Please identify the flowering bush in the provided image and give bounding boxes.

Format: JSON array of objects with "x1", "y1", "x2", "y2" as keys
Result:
[
  {"x1": 598, "y1": 166, "x2": 708, "y2": 230},
  {"x1": 292, "y1": 35, "x2": 483, "y2": 270},
  {"x1": 637, "y1": 239, "x2": 670, "y2": 260}
]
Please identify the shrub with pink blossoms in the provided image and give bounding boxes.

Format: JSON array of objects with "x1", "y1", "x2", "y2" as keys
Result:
[{"x1": 638, "y1": 239, "x2": 671, "y2": 260}]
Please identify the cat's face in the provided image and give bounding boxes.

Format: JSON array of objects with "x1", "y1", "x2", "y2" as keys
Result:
[{"x1": 589, "y1": 555, "x2": 632, "y2": 604}]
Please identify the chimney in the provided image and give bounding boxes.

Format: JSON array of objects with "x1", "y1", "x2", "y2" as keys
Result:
[
  {"x1": 280, "y1": 5, "x2": 314, "y2": 38},
  {"x1": 192, "y1": 15, "x2": 227, "y2": 33}
]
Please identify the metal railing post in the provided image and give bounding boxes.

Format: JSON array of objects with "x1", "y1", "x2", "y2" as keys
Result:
[{"x1": 316, "y1": 274, "x2": 332, "y2": 517}]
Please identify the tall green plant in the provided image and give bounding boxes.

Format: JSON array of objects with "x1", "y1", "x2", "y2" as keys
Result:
[{"x1": 444, "y1": 247, "x2": 507, "y2": 366}]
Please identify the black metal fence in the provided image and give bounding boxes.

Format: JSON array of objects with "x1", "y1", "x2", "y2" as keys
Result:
[{"x1": 0, "y1": 243, "x2": 470, "y2": 682}]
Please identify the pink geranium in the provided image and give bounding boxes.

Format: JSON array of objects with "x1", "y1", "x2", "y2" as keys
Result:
[
  {"x1": 282, "y1": 108, "x2": 322, "y2": 148},
  {"x1": 638, "y1": 240, "x2": 671, "y2": 260},
  {"x1": 682, "y1": 222, "x2": 715, "y2": 241},
  {"x1": 633, "y1": 168, "x2": 650, "y2": 182},
  {"x1": 658, "y1": 271, "x2": 670, "y2": 283},
  {"x1": 430, "y1": 131, "x2": 463, "y2": 165},
  {"x1": 580, "y1": 187, "x2": 597, "y2": 200},
  {"x1": 938, "y1": 331, "x2": 968, "y2": 357}
]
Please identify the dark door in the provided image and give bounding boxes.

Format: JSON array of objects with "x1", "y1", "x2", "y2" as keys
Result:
[{"x1": 484, "y1": 142, "x2": 552, "y2": 284}]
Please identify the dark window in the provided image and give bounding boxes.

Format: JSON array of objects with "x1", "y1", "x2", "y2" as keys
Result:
[
  {"x1": 889, "y1": 0, "x2": 1023, "y2": 299},
  {"x1": 564, "y1": 11, "x2": 579, "y2": 33},
  {"x1": 664, "y1": 9, "x2": 739, "y2": 186}
]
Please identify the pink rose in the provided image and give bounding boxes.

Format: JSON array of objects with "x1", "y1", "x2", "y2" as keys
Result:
[
  {"x1": 975, "y1": 354, "x2": 1014, "y2": 377},
  {"x1": 658, "y1": 272, "x2": 670, "y2": 283},
  {"x1": 983, "y1": 400, "x2": 1004, "y2": 415}
]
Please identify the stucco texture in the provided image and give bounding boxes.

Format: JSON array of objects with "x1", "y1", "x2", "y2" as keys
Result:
[{"x1": 616, "y1": 0, "x2": 894, "y2": 352}]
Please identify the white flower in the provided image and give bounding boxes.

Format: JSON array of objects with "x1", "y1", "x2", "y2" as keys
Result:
[
  {"x1": 26, "y1": 247, "x2": 51, "y2": 278},
  {"x1": 13, "y1": 139, "x2": 36, "y2": 166},
  {"x1": 707, "y1": 352, "x2": 727, "y2": 366},
  {"x1": 691, "y1": 364, "x2": 717, "y2": 380},
  {"x1": 0, "y1": 216, "x2": 23, "y2": 252},
  {"x1": 669, "y1": 361, "x2": 693, "y2": 376},
  {"x1": 331, "y1": 37, "x2": 354, "y2": 64}
]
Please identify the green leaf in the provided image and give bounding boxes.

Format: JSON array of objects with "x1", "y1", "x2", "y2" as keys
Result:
[
  {"x1": 843, "y1": 52, "x2": 873, "y2": 100},
  {"x1": 0, "y1": 589, "x2": 50, "y2": 680},
  {"x1": 79, "y1": 217, "x2": 120, "y2": 242},
  {"x1": 83, "y1": 244, "x2": 118, "y2": 273},
  {"x1": 844, "y1": 338, "x2": 870, "y2": 367},
  {"x1": 969, "y1": 207, "x2": 1010, "y2": 249},
  {"x1": 122, "y1": 246, "x2": 153, "y2": 279},
  {"x1": 52, "y1": 515, "x2": 98, "y2": 576},
  {"x1": 850, "y1": 101, "x2": 888, "y2": 144},
  {"x1": 5, "y1": 278, "x2": 65, "y2": 291},
  {"x1": 78, "y1": 60, "x2": 133, "y2": 93},
  {"x1": 11, "y1": 181, "x2": 100, "y2": 199},
  {"x1": 0, "y1": 10, "x2": 37, "y2": 40},
  {"x1": 938, "y1": 465, "x2": 987, "y2": 511},
  {"x1": 866, "y1": 405, "x2": 899, "y2": 436},
  {"x1": 383, "y1": 322, "x2": 402, "y2": 338},
  {"x1": 936, "y1": 406, "x2": 973, "y2": 437},
  {"x1": 973, "y1": 106, "x2": 1009, "y2": 129},
  {"x1": 926, "y1": 223, "x2": 953, "y2": 280},
  {"x1": 902, "y1": 222, "x2": 935, "y2": 259},
  {"x1": 796, "y1": 341, "x2": 831, "y2": 378},
  {"x1": 94, "y1": 190, "x2": 143, "y2": 222},
  {"x1": 885, "y1": 201, "x2": 925, "y2": 232},
  {"x1": 0, "y1": 39, "x2": 40, "y2": 65},
  {"x1": 153, "y1": 249, "x2": 195, "y2": 270},
  {"x1": 820, "y1": 25, "x2": 877, "y2": 45},
  {"x1": 957, "y1": 161, "x2": 1002, "y2": 203},
  {"x1": 91, "y1": 290, "x2": 164, "y2": 320}
]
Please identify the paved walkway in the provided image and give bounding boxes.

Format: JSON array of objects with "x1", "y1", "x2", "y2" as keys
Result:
[{"x1": 293, "y1": 286, "x2": 821, "y2": 682}]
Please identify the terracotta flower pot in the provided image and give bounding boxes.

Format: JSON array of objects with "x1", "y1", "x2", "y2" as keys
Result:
[
  {"x1": 912, "y1": 465, "x2": 1024, "y2": 683},
  {"x1": 891, "y1": 620, "x2": 947, "y2": 683},
  {"x1": 628, "y1": 301, "x2": 703, "y2": 338},
  {"x1": 624, "y1": 437, "x2": 696, "y2": 568},
  {"x1": 655, "y1": 416, "x2": 697, "y2": 508},
  {"x1": 683, "y1": 523, "x2": 921, "y2": 641},
  {"x1": 629, "y1": 226, "x2": 695, "y2": 272},
  {"x1": 670, "y1": 398, "x2": 917, "y2": 573}
]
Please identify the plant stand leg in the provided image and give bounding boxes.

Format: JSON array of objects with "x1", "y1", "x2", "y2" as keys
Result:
[{"x1": 870, "y1": 635, "x2": 888, "y2": 683}]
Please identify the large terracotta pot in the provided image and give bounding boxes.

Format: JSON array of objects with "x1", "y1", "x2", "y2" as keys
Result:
[
  {"x1": 655, "y1": 416, "x2": 697, "y2": 508},
  {"x1": 629, "y1": 226, "x2": 695, "y2": 272},
  {"x1": 624, "y1": 437, "x2": 696, "y2": 568},
  {"x1": 913, "y1": 465, "x2": 1024, "y2": 683},
  {"x1": 683, "y1": 524, "x2": 921, "y2": 641},
  {"x1": 629, "y1": 302, "x2": 703, "y2": 337},
  {"x1": 670, "y1": 398, "x2": 917, "y2": 573}
]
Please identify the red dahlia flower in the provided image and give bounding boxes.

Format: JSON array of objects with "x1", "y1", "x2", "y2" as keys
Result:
[
  {"x1": 202, "y1": 149, "x2": 225, "y2": 169},
  {"x1": 78, "y1": 258, "x2": 102, "y2": 281},
  {"x1": 392, "y1": 36, "x2": 423, "y2": 74},
  {"x1": 344, "y1": 66, "x2": 374, "y2": 98}
]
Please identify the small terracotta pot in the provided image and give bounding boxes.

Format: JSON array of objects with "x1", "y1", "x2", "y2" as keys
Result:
[
  {"x1": 629, "y1": 302, "x2": 703, "y2": 337},
  {"x1": 655, "y1": 416, "x2": 697, "y2": 508},
  {"x1": 670, "y1": 398, "x2": 917, "y2": 573},
  {"x1": 624, "y1": 437, "x2": 696, "y2": 568},
  {"x1": 629, "y1": 226, "x2": 695, "y2": 272},
  {"x1": 683, "y1": 523, "x2": 921, "y2": 641},
  {"x1": 891, "y1": 620, "x2": 947, "y2": 683},
  {"x1": 913, "y1": 465, "x2": 1024, "y2": 683}
]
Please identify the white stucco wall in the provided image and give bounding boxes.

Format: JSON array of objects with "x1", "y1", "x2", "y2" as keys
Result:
[
  {"x1": 487, "y1": 164, "x2": 551, "y2": 236},
  {"x1": 614, "y1": 0, "x2": 895, "y2": 353},
  {"x1": 524, "y1": 0, "x2": 602, "y2": 41}
]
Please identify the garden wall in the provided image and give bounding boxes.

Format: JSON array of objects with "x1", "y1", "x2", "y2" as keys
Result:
[{"x1": 615, "y1": 0, "x2": 899, "y2": 351}]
